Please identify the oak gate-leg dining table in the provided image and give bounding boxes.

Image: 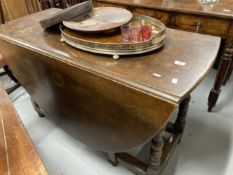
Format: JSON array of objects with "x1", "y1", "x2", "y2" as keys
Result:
[{"x1": 0, "y1": 8, "x2": 220, "y2": 175}]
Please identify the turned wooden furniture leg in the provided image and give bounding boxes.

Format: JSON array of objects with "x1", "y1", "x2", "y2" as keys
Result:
[
  {"x1": 31, "y1": 100, "x2": 45, "y2": 117},
  {"x1": 208, "y1": 43, "x2": 233, "y2": 112},
  {"x1": 6, "y1": 83, "x2": 21, "y2": 94},
  {"x1": 1, "y1": 65, "x2": 21, "y2": 94},
  {"x1": 0, "y1": 71, "x2": 7, "y2": 76},
  {"x1": 50, "y1": 0, "x2": 56, "y2": 8},
  {"x1": 40, "y1": 0, "x2": 47, "y2": 10},
  {"x1": 25, "y1": 0, "x2": 40, "y2": 13},
  {"x1": 107, "y1": 153, "x2": 119, "y2": 166},
  {"x1": 175, "y1": 95, "x2": 191, "y2": 133},
  {"x1": 3, "y1": 65, "x2": 19, "y2": 83},
  {"x1": 223, "y1": 53, "x2": 233, "y2": 85},
  {"x1": 61, "y1": 0, "x2": 69, "y2": 8},
  {"x1": 147, "y1": 131, "x2": 164, "y2": 175}
]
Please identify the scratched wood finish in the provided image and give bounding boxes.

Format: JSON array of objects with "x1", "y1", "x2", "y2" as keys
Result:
[
  {"x1": 0, "y1": 82, "x2": 48, "y2": 175},
  {"x1": 0, "y1": 9, "x2": 220, "y2": 152},
  {"x1": 0, "y1": 36, "x2": 176, "y2": 153},
  {"x1": 0, "y1": 9, "x2": 221, "y2": 102},
  {"x1": 94, "y1": 0, "x2": 233, "y2": 112}
]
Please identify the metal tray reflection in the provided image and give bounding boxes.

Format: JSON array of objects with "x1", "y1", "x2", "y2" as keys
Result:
[{"x1": 60, "y1": 13, "x2": 166, "y2": 59}]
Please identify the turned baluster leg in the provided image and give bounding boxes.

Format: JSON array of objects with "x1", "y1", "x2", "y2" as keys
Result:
[
  {"x1": 31, "y1": 100, "x2": 45, "y2": 117},
  {"x1": 25, "y1": 0, "x2": 33, "y2": 13},
  {"x1": 0, "y1": 72, "x2": 7, "y2": 76},
  {"x1": 40, "y1": 0, "x2": 47, "y2": 10},
  {"x1": 6, "y1": 83, "x2": 21, "y2": 94},
  {"x1": 50, "y1": 0, "x2": 56, "y2": 8},
  {"x1": 2, "y1": 65, "x2": 21, "y2": 94},
  {"x1": 107, "y1": 153, "x2": 119, "y2": 166},
  {"x1": 208, "y1": 43, "x2": 233, "y2": 112},
  {"x1": 60, "y1": 0, "x2": 69, "y2": 8},
  {"x1": 223, "y1": 52, "x2": 233, "y2": 85},
  {"x1": 147, "y1": 131, "x2": 164, "y2": 175},
  {"x1": 175, "y1": 95, "x2": 191, "y2": 133},
  {"x1": 3, "y1": 65, "x2": 18, "y2": 83}
]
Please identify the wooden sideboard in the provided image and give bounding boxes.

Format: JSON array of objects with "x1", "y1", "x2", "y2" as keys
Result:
[{"x1": 93, "y1": 0, "x2": 233, "y2": 112}]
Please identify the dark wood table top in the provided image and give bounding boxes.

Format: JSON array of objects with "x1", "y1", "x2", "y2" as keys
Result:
[
  {"x1": 0, "y1": 8, "x2": 220, "y2": 103},
  {"x1": 96, "y1": 0, "x2": 233, "y2": 19}
]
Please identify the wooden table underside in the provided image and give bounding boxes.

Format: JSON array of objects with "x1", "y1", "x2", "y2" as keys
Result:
[
  {"x1": 0, "y1": 9, "x2": 220, "y2": 174},
  {"x1": 94, "y1": 0, "x2": 233, "y2": 112}
]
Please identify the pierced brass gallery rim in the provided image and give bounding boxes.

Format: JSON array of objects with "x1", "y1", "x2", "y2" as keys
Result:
[{"x1": 60, "y1": 14, "x2": 166, "y2": 59}]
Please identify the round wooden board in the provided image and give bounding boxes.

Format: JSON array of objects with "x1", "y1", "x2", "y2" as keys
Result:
[{"x1": 63, "y1": 7, "x2": 133, "y2": 33}]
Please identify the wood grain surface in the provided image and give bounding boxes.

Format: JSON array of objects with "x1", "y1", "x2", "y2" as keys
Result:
[
  {"x1": 0, "y1": 9, "x2": 220, "y2": 152},
  {"x1": 95, "y1": 0, "x2": 233, "y2": 19},
  {"x1": 94, "y1": 0, "x2": 233, "y2": 38},
  {"x1": 1, "y1": 0, "x2": 29, "y2": 19},
  {"x1": 94, "y1": 0, "x2": 233, "y2": 112},
  {"x1": 0, "y1": 9, "x2": 221, "y2": 103},
  {"x1": 0, "y1": 82, "x2": 48, "y2": 175}
]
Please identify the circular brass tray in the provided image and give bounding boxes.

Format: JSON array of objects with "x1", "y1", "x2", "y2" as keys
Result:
[{"x1": 60, "y1": 14, "x2": 166, "y2": 59}]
